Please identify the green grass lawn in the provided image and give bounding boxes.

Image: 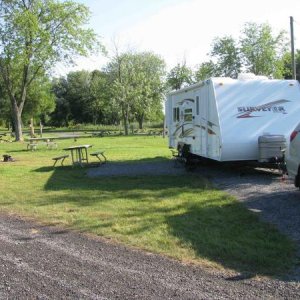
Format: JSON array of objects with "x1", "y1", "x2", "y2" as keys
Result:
[{"x1": 0, "y1": 135, "x2": 296, "y2": 276}]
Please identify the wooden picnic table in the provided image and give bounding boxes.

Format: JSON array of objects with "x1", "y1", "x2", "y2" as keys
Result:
[
  {"x1": 63, "y1": 144, "x2": 92, "y2": 167},
  {"x1": 27, "y1": 137, "x2": 58, "y2": 150},
  {"x1": 28, "y1": 135, "x2": 85, "y2": 142},
  {"x1": 29, "y1": 137, "x2": 59, "y2": 144},
  {"x1": 29, "y1": 137, "x2": 55, "y2": 142}
]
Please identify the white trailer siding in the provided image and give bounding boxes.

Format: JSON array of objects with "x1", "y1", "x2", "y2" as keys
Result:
[
  {"x1": 166, "y1": 77, "x2": 300, "y2": 162},
  {"x1": 216, "y1": 78, "x2": 300, "y2": 161}
]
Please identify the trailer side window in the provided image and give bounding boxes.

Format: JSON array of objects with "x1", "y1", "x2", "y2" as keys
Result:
[
  {"x1": 173, "y1": 107, "x2": 179, "y2": 122},
  {"x1": 184, "y1": 108, "x2": 193, "y2": 122},
  {"x1": 196, "y1": 96, "x2": 199, "y2": 115}
]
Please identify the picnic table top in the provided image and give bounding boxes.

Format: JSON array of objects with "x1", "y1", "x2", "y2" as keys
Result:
[
  {"x1": 28, "y1": 134, "x2": 91, "y2": 142},
  {"x1": 63, "y1": 144, "x2": 92, "y2": 151},
  {"x1": 29, "y1": 137, "x2": 54, "y2": 142}
]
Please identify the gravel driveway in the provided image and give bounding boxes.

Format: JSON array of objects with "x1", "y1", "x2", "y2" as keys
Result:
[
  {"x1": 1, "y1": 161, "x2": 300, "y2": 299},
  {"x1": 0, "y1": 213, "x2": 300, "y2": 299}
]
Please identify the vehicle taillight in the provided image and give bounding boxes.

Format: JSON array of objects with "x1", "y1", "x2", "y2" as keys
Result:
[{"x1": 290, "y1": 130, "x2": 298, "y2": 142}]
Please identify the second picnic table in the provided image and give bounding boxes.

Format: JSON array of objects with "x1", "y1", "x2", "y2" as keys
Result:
[
  {"x1": 27, "y1": 137, "x2": 58, "y2": 150},
  {"x1": 63, "y1": 144, "x2": 92, "y2": 167}
]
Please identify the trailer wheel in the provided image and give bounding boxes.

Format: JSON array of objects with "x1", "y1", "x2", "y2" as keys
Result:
[{"x1": 181, "y1": 144, "x2": 191, "y2": 159}]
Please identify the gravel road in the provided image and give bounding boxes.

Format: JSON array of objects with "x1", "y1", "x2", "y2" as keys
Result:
[
  {"x1": 0, "y1": 214, "x2": 300, "y2": 299},
  {"x1": 1, "y1": 161, "x2": 300, "y2": 299}
]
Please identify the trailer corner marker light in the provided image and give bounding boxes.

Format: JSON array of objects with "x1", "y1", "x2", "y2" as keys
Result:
[
  {"x1": 219, "y1": 83, "x2": 223, "y2": 86},
  {"x1": 290, "y1": 130, "x2": 298, "y2": 142}
]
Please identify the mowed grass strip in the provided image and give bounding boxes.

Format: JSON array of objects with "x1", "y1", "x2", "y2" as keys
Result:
[{"x1": 0, "y1": 135, "x2": 296, "y2": 276}]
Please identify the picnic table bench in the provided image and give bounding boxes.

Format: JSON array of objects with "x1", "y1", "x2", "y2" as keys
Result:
[
  {"x1": 0, "y1": 133, "x2": 11, "y2": 143},
  {"x1": 52, "y1": 154, "x2": 69, "y2": 167},
  {"x1": 27, "y1": 143, "x2": 38, "y2": 151},
  {"x1": 90, "y1": 150, "x2": 107, "y2": 164}
]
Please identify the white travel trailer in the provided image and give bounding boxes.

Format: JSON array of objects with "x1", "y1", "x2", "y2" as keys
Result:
[{"x1": 165, "y1": 75, "x2": 300, "y2": 162}]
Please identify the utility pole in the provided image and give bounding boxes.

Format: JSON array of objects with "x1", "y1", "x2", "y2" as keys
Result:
[{"x1": 290, "y1": 16, "x2": 296, "y2": 79}]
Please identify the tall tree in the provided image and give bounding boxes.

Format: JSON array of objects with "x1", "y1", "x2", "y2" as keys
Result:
[
  {"x1": 64, "y1": 70, "x2": 91, "y2": 124},
  {"x1": 210, "y1": 36, "x2": 241, "y2": 78},
  {"x1": 50, "y1": 77, "x2": 71, "y2": 127},
  {"x1": 240, "y1": 22, "x2": 288, "y2": 77},
  {"x1": 129, "y1": 52, "x2": 165, "y2": 129},
  {"x1": 88, "y1": 70, "x2": 111, "y2": 125},
  {"x1": 106, "y1": 51, "x2": 166, "y2": 134},
  {"x1": 0, "y1": 0, "x2": 99, "y2": 141},
  {"x1": 51, "y1": 70, "x2": 114, "y2": 127}
]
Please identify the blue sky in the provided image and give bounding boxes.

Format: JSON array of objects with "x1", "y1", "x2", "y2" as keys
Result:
[
  {"x1": 83, "y1": 0, "x2": 182, "y2": 35},
  {"x1": 56, "y1": 0, "x2": 300, "y2": 75}
]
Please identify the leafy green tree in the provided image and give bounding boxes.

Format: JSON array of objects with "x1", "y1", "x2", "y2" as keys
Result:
[
  {"x1": 240, "y1": 22, "x2": 288, "y2": 77},
  {"x1": 194, "y1": 61, "x2": 218, "y2": 81},
  {"x1": 106, "y1": 51, "x2": 166, "y2": 134},
  {"x1": 63, "y1": 71, "x2": 91, "y2": 124},
  {"x1": 210, "y1": 36, "x2": 241, "y2": 78},
  {"x1": 196, "y1": 22, "x2": 288, "y2": 80},
  {"x1": 166, "y1": 62, "x2": 194, "y2": 90},
  {"x1": 0, "y1": 78, "x2": 10, "y2": 128},
  {"x1": 0, "y1": 0, "x2": 99, "y2": 141},
  {"x1": 50, "y1": 77, "x2": 71, "y2": 127},
  {"x1": 51, "y1": 70, "x2": 115, "y2": 127},
  {"x1": 282, "y1": 50, "x2": 300, "y2": 81},
  {"x1": 23, "y1": 76, "x2": 55, "y2": 124},
  {"x1": 88, "y1": 70, "x2": 112, "y2": 125},
  {"x1": 129, "y1": 53, "x2": 165, "y2": 129}
]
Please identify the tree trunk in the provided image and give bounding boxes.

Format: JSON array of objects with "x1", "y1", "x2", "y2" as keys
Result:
[
  {"x1": 11, "y1": 102, "x2": 24, "y2": 141},
  {"x1": 93, "y1": 114, "x2": 97, "y2": 126},
  {"x1": 137, "y1": 114, "x2": 144, "y2": 130},
  {"x1": 122, "y1": 103, "x2": 130, "y2": 135},
  {"x1": 123, "y1": 114, "x2": 129, "y2": 136},
  {"x1": 6, "y1": 79, "x2": 27, "y2": 141}
]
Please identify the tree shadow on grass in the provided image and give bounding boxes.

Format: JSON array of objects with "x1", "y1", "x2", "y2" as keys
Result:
[
  {"x1": 33, "y1": 158, "x2": 186, "y2": 194},
  {"x1": 30, "y1": 159, "x2": 297, "y2": 278}
]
